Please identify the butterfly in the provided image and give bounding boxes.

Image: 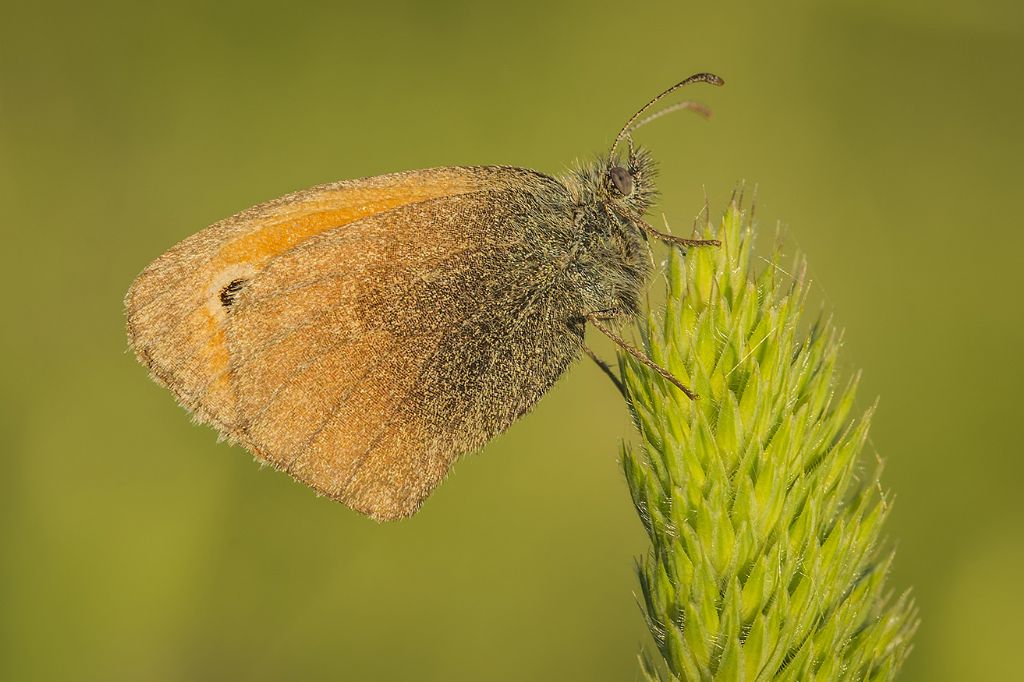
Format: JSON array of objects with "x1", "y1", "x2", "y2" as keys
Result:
[{"x1": 125, "y1": 72, "x2": 724, "y2": 520}]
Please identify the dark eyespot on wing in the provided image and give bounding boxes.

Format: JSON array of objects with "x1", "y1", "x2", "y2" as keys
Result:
[{"x1": 219, "y1": 278, "x2": 248, "y2": 308}]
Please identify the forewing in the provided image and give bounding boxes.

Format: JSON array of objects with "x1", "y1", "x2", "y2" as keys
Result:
[{"x1": 126, "y1": 167, "x2": 495, "y2": 429}]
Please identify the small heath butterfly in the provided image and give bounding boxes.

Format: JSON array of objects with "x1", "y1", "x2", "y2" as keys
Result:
[{"x1": 126, "y1": 73, "x2": 724, "y2": 520}]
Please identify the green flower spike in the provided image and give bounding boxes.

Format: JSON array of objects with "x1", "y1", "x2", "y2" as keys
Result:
[{"x1": 621, "y1": 200, "x2": 918, "y2": 681}]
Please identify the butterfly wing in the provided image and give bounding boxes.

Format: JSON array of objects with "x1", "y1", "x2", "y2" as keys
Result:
[
  {"x1": 126, "y1": 166, "x2": 584, "y2": 520},
  {"x1": 127, "y1": 168, "x2": 492, "y2": 429}
]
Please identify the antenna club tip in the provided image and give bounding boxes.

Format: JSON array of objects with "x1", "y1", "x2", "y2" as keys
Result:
[{"x1": 695, "y1": 72, "x2": 725, "y2": 86}]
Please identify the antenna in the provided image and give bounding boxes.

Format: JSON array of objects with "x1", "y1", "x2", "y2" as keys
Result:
[{"x1": 608, "y1": 73, "x2": 724, "y2": 161}]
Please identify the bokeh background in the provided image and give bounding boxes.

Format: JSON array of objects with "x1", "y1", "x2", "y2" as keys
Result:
[{"x1": 2, "y1": 1, "x2": 1022, "y2": 680}]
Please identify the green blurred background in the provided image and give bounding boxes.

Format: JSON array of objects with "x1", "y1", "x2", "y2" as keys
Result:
[{"x1": 2, "y1": 1, "x2": 1022, "y2": 679}]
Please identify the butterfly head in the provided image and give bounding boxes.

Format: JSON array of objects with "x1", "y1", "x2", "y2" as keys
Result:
[
  {"x1": 603, "y1": 145, "x2": 658, "y2": 217},
  {"x1": 600, "y1": 72, "x2": 724, "y2": 221}
]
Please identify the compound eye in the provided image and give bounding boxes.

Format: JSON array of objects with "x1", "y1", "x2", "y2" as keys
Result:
[{"x1": 608, "y1": 166, "x2": 634, "y2": 196}]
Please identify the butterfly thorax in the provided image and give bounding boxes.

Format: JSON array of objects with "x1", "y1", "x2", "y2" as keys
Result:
[{"x1": 559, "y1": 148, "x2": 658, "y2": 320}]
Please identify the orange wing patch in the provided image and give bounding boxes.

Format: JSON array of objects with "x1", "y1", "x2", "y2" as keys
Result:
[
  {"x1": 218, "y1": 192, "x2": 445, "y2": 266},
  {"x1": 126, "y1": 170, "x2": 486, "y2": 431}
]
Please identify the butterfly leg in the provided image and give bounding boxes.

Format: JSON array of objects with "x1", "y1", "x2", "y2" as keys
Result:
[
  {"x1": 625, "y1": 211, "x2": 721, "y2": 250},
  {"x1": 583, "y1": 344, "x2": 627, "y2": 398},
  {"x1": 586, "y1": 312, "x2": 699, "y2": 400}
]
